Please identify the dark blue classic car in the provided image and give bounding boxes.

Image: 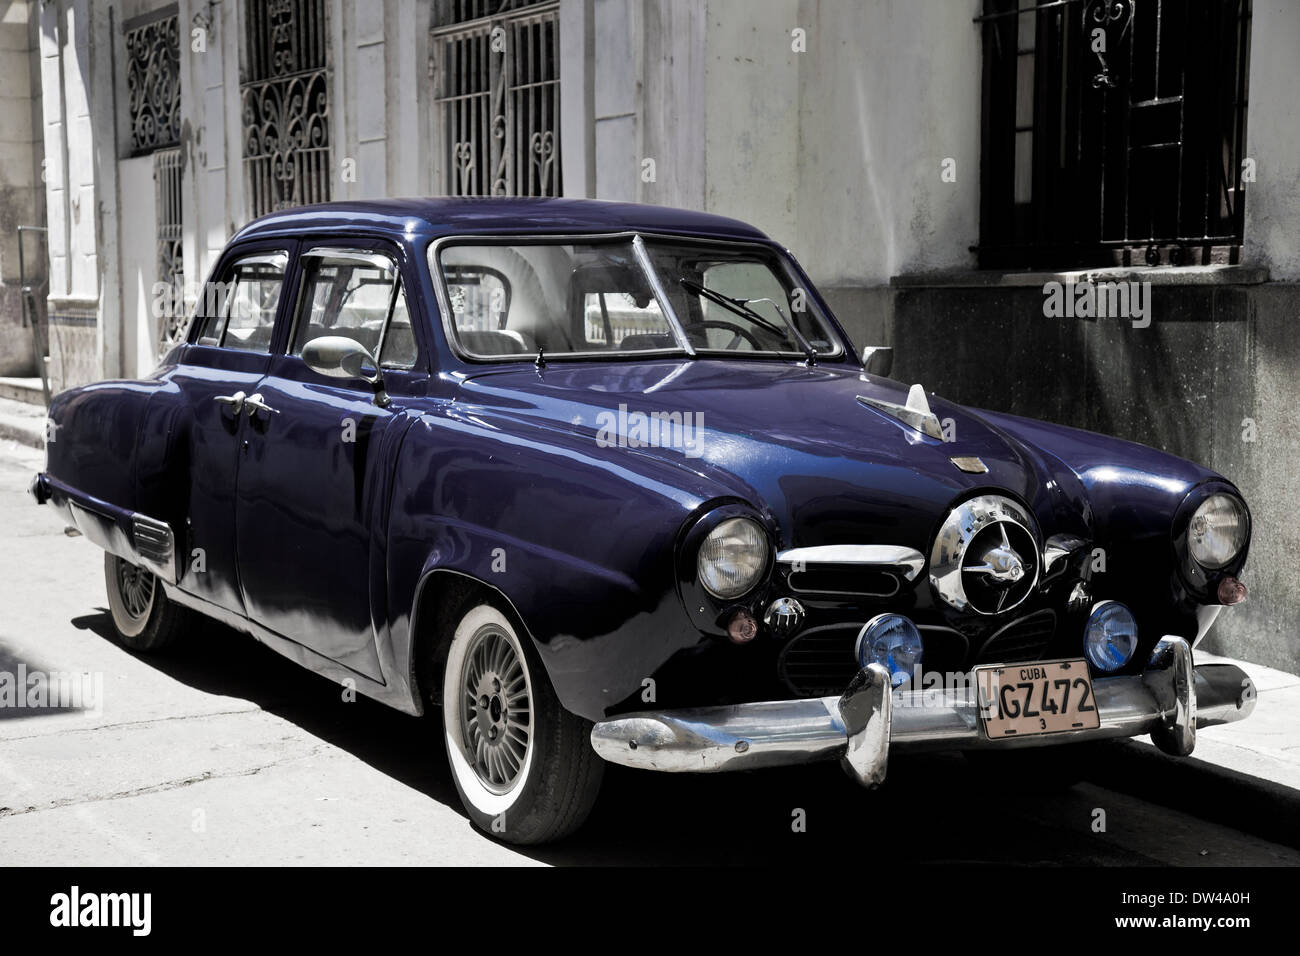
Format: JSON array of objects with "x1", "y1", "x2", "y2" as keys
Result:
[{"x1": 32, "y1": 198, "x2": 1257, "y2": 843}]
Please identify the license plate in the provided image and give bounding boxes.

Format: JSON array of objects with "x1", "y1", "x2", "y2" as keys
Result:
[{"x1": 974, "y1": 658, "x2": 1101, "y2": 739}]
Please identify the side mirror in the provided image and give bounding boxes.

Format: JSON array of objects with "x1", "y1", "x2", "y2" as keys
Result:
[
  {"x1": 861, "y1": 345, "x2": 894, "y2": 378},
  {"x1": 301, "y1": 335, "x2": 391, "y2": 407}
]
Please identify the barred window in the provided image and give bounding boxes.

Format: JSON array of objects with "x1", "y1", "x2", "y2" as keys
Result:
[
  {"x1": 431, "y1": 0, "x2": 561, "y2": 197},
  {"x1": 977, "y1": 0, "x2": 1252, "y2": 268},
  {"x1": 241, "y1": 0, "x2": 332, "y2": 219},
  {"x1": 154, "y1": 147, "x2": 186, "y2": 357},
  {"x1": 124, "y1": 7, "x2": 181, "y2": 155}
]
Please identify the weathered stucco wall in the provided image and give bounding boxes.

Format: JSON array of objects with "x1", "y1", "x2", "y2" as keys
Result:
[
  {"x1": 791, "y1": 0, "x2": 982, "y2": 284},
  {"x1": 0, "y1": 0, "x2": 46, "y2": 376},
  {"x1": 1242, "y1": 0, "x2": 1300, "y2": 281}
]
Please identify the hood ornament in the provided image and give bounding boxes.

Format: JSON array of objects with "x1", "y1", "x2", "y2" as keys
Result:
[
  {"x1": 966, "y1": 542, "x2": 1026, "y2": 587},
  {"x1": 856, "y1": 383, "x2": 943, "y2": 440}
]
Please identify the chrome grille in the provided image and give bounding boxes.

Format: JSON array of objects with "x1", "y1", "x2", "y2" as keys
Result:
[
  {"x1": 777, "y1": 624, "x2": 860, "y2": 698},
  {"x1": 973, "y1": 609, "x2": 1057, "y2": 665}
]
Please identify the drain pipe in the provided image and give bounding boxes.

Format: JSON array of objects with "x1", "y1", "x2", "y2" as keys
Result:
[{"x1": 17, "y1": 225, "x2": 50, "y2": 408}]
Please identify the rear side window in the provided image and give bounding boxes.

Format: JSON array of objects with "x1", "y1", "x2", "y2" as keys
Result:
[
  {"x1": 290, "y1": 248, "x2": 418, "y2": 369},
  {"x1": 193, "y1": 251, "x2": 289, "y2": 352}
]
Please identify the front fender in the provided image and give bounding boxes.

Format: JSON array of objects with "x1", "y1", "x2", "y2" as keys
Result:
[{"x1": 386, "y1": 404, "x2": 731, "y2": 721}]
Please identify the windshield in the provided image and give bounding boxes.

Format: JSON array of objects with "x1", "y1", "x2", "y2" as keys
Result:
[{"x1": 431, "y1": 236, "x2": 842, "y2": 360}]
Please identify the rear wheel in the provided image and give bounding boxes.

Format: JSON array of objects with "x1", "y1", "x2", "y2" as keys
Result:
[
  {"x1": 438, "y1": 601, "x2": 603, "y2": 844},
  {"x1": 103, "y1": 553, "x2": 191, "y2": 651}
]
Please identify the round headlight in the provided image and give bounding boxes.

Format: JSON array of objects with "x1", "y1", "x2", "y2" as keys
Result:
[
  {"x1": 855, "y1": 613, "x2": 924, "y2": 688},
  {"x1": 697, "y1": 517, "x2": 768, "y2": 599},
  {"x1": 1188, "y1": 493, "x2": 1248, "y2": 569},
  {"x1": 1083, "y1": 601, "x2": 1138, "y2": 673}
]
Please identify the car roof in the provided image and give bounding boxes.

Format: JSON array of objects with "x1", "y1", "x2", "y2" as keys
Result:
[{"x1": 231, "y1": 197, "x2": 772, "y2": 244}]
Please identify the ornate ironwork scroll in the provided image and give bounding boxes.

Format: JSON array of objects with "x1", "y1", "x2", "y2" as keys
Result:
[
  {"x1": 124, "y1": 9, "x2": 181, "y2": 154},
  {"x1": 431, "y1": 0, "x2": 560, "y2": 197},
  {"x1": 1082, "y1": 0, "x2": 1135, "y2": 88},
  {"x1": 241, "y1": 0, "x2": 332, "y2": 218}
]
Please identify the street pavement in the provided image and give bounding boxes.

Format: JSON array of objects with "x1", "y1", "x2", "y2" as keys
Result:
[{"x1": 1, "y1": 437, "x2": 1298, "y2": 866}]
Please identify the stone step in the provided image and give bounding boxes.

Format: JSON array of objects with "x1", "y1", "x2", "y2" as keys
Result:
[{"x1": 0, "y1": 376, "x2": 47, "y2": 406}]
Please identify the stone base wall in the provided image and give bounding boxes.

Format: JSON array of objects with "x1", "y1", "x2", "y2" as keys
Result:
[
  {"x1": 46, "y1": 303, "x2": 99, "y2": 394},
  {"x1": 0, "y1": 284, "x2": 38, "y2": 377}
]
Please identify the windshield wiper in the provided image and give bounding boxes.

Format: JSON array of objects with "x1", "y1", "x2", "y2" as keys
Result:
[{"x1": 678, "y1": 278, "x2": 819, "y2": 365}]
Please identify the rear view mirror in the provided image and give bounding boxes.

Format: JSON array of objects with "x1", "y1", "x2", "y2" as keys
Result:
[{"x1": 301, "y1": 335, "x2": 391, "y2": 407}]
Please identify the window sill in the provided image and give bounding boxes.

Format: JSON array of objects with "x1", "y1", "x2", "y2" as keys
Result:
[{"x1": 890, "y1": 264, "x2": 1270, "y2": 290}]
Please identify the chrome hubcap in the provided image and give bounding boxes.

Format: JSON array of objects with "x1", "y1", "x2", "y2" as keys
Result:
[
  {"x1": 116, "y1": 559, "x2": 155, "y2": 621},
  {"x1": 459, "y1": 626, "x2": 531, "y2": 793}
]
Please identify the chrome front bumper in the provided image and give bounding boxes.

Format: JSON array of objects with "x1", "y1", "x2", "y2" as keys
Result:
[{"x1": 589, "y1": 637, "x2": 1257, "y2": 786}]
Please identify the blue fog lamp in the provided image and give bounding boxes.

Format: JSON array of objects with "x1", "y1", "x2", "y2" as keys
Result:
[
  {"x1": 854, "y1": 613, "x2": 924, "y2": 689},
  {"x1": 1083, "y1": 601, "x2": 1139, "y2": 673}
]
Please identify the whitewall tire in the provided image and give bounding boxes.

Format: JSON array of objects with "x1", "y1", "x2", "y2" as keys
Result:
[{"x1": 440, "y1": 601, "x2": 603, "y2": 844}]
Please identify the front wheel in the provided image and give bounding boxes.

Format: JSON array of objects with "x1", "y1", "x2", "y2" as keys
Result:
[
  {"x1": 104, "y1": 553, "x2": 191, "y2": 651},
  {"x1": 440, "y1": 602, "x2": 603, "y2": 844}
]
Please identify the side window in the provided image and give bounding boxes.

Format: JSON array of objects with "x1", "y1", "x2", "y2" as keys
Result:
[
  {"x1": 193, "y1": 251, "x2": 289, "y2": 352},
  {"x1": 378, "y1": 290, "x2": 417, "y2": 369},
  {"x1": 290, "y1": 248, "x2": 417, "y2": 369}
]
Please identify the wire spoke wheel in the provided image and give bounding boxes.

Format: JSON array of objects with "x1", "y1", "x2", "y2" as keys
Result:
[
  {"x1": 458, "y1": 623, "x2": 533, "y2": 794},
  {"x1": 115, "y1": 558, "x2": 156, "y2": 622}
]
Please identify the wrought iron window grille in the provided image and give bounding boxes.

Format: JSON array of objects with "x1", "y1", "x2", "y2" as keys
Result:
[
  {"x1": 124, "y1": 7, "x2": 182, "y2": 155},
  {"x1": 976, "y1": 0, "x2": 1251, "y2": 268},
  {"x1": 241, "y1": 0, "x2": 333, "y2": 219},
  {"x1": 431, "y1": 0, "x2": 561, "y2": 198}
]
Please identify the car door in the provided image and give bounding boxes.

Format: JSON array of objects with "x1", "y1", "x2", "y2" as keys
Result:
[
  {"x1": 233, "y1": 239, "x2": 422, "y2": 680},
  {"x1": 164, "y1": 240, "x2": 296, "y2": 614}
]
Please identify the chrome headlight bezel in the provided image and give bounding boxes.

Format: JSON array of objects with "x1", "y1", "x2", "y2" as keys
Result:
[
  {"x1": 1171, "y1": 484, "x2": 1251, "y2": 600},
  {"x1": 697, "y1": 515, "x2": 770, "y2": 600},
  {"x1": 1186, "y1": 492, "x2": 1249, "y2": 570}
]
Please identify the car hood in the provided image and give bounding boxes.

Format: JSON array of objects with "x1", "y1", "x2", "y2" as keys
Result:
[{"x1": 454, "y1": 359, "x2": 1107, "y2": 550}]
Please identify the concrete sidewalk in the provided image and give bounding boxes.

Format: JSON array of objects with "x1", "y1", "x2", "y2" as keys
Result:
[
  {"x1": 1181, "y1": 652, "x2": 1300, "y2": 790},
  {"x1": 0, "y1": 397, "x2": 45, "y2": 450}
]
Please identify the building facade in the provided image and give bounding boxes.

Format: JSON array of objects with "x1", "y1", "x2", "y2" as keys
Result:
[{"x1": 11, "y1": 0, "x2": 1300, "y2": 672}]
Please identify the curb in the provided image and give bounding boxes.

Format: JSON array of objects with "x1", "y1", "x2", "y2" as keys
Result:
[{"x1": 0, "y1": 410, "x2": 45, "y2": 450}]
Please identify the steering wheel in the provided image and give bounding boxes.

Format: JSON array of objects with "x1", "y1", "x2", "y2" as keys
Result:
[{"x1": 679, "y1": 319, "x2": 764, "y2": 351}]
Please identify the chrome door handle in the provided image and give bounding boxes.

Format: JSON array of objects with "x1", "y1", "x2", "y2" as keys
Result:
[
  {"x1": 214, "y1": 391, "x2": 246, "y2": 411},
  {"x1": 245, "y1": 392, "x2": 279, "y2": 416}
]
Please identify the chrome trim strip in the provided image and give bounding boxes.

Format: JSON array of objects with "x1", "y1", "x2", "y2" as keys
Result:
[
  {"x1": 131, "y1": 513, "x2": 177, "y2": 585},
  {"x1": 775, "y1": 544, "x2": 926, "y2": 582},
  {"x1": 590, "y1": 654, "x2": 1256, "y2": 776},
  {"x1": 299, "y1": 247, "x2": 396, "y2": 271}
]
